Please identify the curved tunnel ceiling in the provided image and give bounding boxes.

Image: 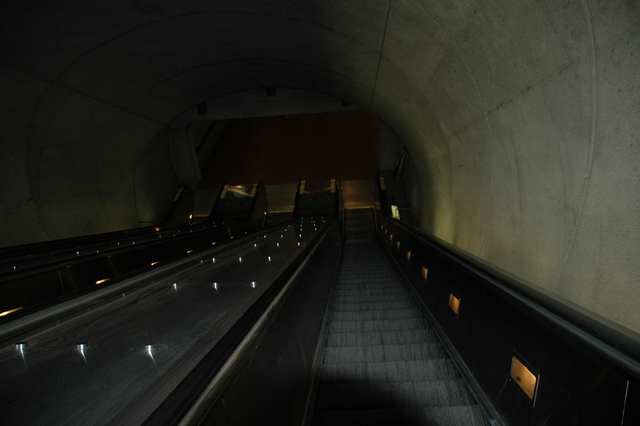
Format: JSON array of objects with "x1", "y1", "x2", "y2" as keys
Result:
[{"x1": 1, "y1": 1, "x2": 639, "y2": 332}]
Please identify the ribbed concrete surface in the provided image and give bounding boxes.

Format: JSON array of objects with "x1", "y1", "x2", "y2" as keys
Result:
[{"x1": 310, "y1": 209, "x2": 487, "y2": 426}]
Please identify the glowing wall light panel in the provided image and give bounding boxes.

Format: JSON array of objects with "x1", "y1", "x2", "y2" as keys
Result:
[
  {"x1": 510, "y1": 356, "x2": 539, "y2": 401},
  {"x1": 422, "y1": 267, "x2": 429, "y2": 281},
  {"x1": 448, "y1": 293, "x2": 461, "y2": 316},
  {"x1": 0, "y1": 307, "x2": 22, "y2": 316}
]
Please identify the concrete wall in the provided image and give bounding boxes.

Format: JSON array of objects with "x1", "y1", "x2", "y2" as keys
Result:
[{"x1": 0, "y1": 1, "x2": 638, "y2": 332}]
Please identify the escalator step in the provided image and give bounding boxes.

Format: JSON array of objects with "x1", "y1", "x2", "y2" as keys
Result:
[
  {"x1": 422, "y1": 405, "x2": 489, "y2": 426},
  {"x1": 326, "y1": 329, "x2": 439, "y2": 347},
  {"x1": 322, "y1": 342, "x2": 445, "y2": 364},
  {"x1": 311, "y1": 406, "x2": 488, "y2": 426},
  {"x1": 333, "y1": 287, "x2": 407, "y2": 297},
  {"x1": 319, "y1": 358, "x2": 459, "y2": 383},
  {"x1": 332, "y1": 301, "x2": 415, "y2": 311},
  {"x1": 328, "y1": 318, "x2": 428, "y2": 333},
  {"x1": 314, "y1": 379, "x2": 475, "y2": 410},
  {"x1": 330, "y1": 307, "x2": 421, "y2": 321},
  {"x1": 334, "y1": 293, "x2": 410, "y2": 303},
  {"x1": 310, "y1": 408, "x2": 428, "y2": 426}
]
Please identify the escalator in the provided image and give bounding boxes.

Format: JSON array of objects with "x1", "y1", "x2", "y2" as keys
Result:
[
  {"x1": 307, "y1": 209, "x2": 488, "y2": 426},
  {"x1": 2, "y1": 177, "x2": 639, "y2": 425}
]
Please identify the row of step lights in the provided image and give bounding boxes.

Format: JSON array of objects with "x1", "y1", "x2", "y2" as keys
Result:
[
  {"x1": 1, "y1": 221, "x2": 249, "y2": 317},
  {"x1": 6, "y1": 220, "x2": 224, "y2": 275},
  {"x1": 380, "y1": 223, "x2": 540, "y2": 404},
  {"x1": 11, "y1": 217, "x2": 327, "y2": 365}
]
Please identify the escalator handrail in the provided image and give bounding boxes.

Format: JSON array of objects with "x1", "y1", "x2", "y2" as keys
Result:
[
  {"x1": 143, "y1": 217, "x2": 339, "y2": 426},
  {"x1": 381, "y1": 213, "x2": 640, "y2": 381}
]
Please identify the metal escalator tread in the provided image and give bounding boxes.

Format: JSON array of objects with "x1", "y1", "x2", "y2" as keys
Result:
[{"x1": 310, "y1": 209, "x2": 488, "y2": 426}]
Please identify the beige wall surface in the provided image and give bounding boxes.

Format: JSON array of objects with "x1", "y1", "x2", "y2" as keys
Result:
[{"x1": 0, "y1": 1, "x2": 638, "y2": 332}]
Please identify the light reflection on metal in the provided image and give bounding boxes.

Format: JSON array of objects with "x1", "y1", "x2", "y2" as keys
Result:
[
  {"x1": 422, "y1": 267, "x2": 429, "y2": 281},
  {"x1": 250, "y1": 184, "x2": 257, "y2": 197},
  {"x1": 1, "y1": 307, "x2": 23, "y2": 316},
  {"x1": 146, "y1": 344, "x2": 157, "y2": 366},
  {"x1": 173, "y1": 283, "x2": 178, "y2": 292},
  {"x1": 299, "y1": 180, "x2": 306, "y2": 194},
  {"x1": 213, "y1": 282, "x2": 218, "y2": 291},
  {"x1": 511, "y1": 356, "x2": 539, "y2": 402},
  {"x1": 155, "y1": 227, "x2": 161, "y2": 231},
  {"x1": 151, "y1": 261, "x2": 160, "y2": 266},
  {"x1": 77, "y1": 342, "x2": 88, "y2": 365},
  {"x1": 330, "y1": 178, "x2": 336, "y2": 193},
  {"x1": 187, "y1": 250, "x2": 194, "y2": 253},
  {"x1": 406, "y1": 251, "x2": 411, "y2": 261},
  {"x1": 16, "y1": 342, "x2": 27, "y2": 362},
  {"x1": 227, "y1": 186, "x2": 251, "y2": 197},
  {"x1": 95, "y1": 278, "x2": 110, "y2": 285},
  {"x1": 277, "y1": 243, "x2": 280, "y2": 248},
  {"x1": 397, "y1": 241, "x2": 401, "y2": 250},
  {"x1": 251, "y1": 282, "x2": 255, "y2": 288},
  {"x1": 254, "y1": 243, "x2": 257, "y2": 247},
  {"x1": 238, "y1": 257, "x2": 242, "y2": 263},
  {"x1": 212, "y1": 242, "x2": 217, "y2": 245},
  {"x1": 268, "y1": 256, "x2": 271, "y2": 262},
  {"x1": 212, "y1": 258, "x2": 216, "y2": 263},
  {"x1": 189, "y1": 214, "x2": 193, "y2": 220},
  {"x1": 298, "y1": 242, "x2": 301, "y2": 247},
  {"x1": 220, "y1": 185, "x2": 229, "y2": 198}
]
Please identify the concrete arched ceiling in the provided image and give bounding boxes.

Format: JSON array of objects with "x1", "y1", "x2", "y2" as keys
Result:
[{"x1": 1, "y1": 1, "x2": 639, "y2": 332}]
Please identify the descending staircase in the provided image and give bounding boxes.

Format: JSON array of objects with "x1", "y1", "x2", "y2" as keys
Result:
[{"x1": 309, "y1": 209, "x2": 488, "y2": 426}]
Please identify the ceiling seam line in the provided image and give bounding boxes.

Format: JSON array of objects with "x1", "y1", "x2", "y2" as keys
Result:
[{"x1": 370, "y1": 0, "x2": 393, "y2": 109}]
